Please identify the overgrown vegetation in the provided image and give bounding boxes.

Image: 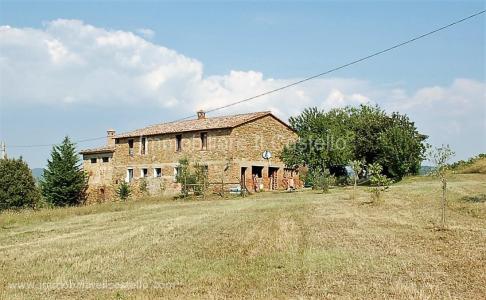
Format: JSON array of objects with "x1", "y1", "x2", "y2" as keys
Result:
[
  {"x1": 40, "y1": 136, "x2": 87, "y2": 206},
  {"x1": 0, "y1": 157, "x2": 40, "y2": 210},
  {"x1": 282, "y1": 104, "x2": 427, "y2": 184},
  {"x1": 175, "y1": 157, "x2": 208, "y2": 197}
]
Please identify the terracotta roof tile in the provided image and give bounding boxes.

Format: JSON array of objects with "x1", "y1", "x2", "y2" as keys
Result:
[
  {"x1": 79, "y1": 146, "x2": 115, "y2": 155},
  {"x1": 115, "y1": 111, "x2": 272, "y2": 138}
]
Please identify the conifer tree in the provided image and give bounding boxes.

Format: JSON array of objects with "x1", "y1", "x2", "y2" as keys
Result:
[
  {"x1": 41, "y1": 136, "x2": 87, "y2": 206},
  {"x1": 0, "y1": 157, "x2": 40, "y2": 210}
]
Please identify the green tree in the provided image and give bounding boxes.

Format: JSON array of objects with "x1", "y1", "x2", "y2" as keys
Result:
[
  {"x1": 376, "y1": 113, "x2": 427, "y2": 179},
  {"x1": 349, "y1": 160, "x2": 363, "y2": 199},
  {"x1": 175, "y1": 157, "x2": 196, "y2": 197},
  {"x1": 0, "y1": 157, "x2": 40, "y2": 210},
  {"x1": 283, "y1": 104, "x2": 427, "y2": 182},
  {"x1": 347, "y1": 105, "x2": 390, "y2": 165},
  {"x1": 40, "y1": 136, "x2": 87, "y2": 206},
  {"x1": 282, "y1": 107, "x2": 355, "y2": 181},
  {"x1": 117, "y1": 181, "x2": 131, "y2": 201},
  {"x1": 428, "y1": 144, "x2": 455, "y2": 229}
]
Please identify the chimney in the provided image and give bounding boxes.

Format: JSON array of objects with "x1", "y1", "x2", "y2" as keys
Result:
[
  {"x1": 197, "y1": 110, "x2": 206, "y2": 120},
  {"x1": 107, "y1": 129, "x2": 116, "y2": 146},
  {"x1": 1, "y1": 141, "x2": 6, "y2": 160}
]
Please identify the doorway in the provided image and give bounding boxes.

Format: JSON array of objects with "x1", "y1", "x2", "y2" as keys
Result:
[
  {"x1": 269, "y1": 167, "x2": 279, "y2": 190},
  {"x1": 240, "y1": 167, "x2": 247, "y2": 191}
]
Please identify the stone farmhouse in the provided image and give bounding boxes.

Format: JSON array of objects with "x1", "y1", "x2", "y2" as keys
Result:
[{"x1": 80, "y1": 110, "x2": 301, "y2": 202}]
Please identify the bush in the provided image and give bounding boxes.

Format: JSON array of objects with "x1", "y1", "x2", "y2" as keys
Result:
[
  {"x1": 117, "y1": 181, "x2": 131, "y2": 201},
  {"x1": 0, "y1": 157, "x2": 40, "y2": 210},
  {"x1": 139, "y1": 179, "x2": 148, "y2": 194},
  {"x1": 367, "y1": 163, "x2": 393, "y2": 203},
  {"x1": 306, "y1": 168, "x2": 335, "y2": 192},
  {"x1": 175, "y1": 158, "x2": 208, "y2": 197}
]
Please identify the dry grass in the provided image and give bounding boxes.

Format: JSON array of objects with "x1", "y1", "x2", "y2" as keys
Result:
[
  {"x1": 1, "y1": 174, "x2": 485, "y2": 299},
  {"x1": 457, "y1": 157, "x2": 486, "y2": 174}
]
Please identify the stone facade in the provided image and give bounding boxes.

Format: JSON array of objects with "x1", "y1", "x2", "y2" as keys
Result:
[{"x1": 81, "y1": 111, "x2": 301, "y2": 202}]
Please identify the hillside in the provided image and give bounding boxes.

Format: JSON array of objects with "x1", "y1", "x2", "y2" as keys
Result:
[
  {"x1": 31, "y1": 168, "x2": 44, "y2": 180},
  {"x1": 1, "y1": 173, "x2": 485, "y2": 299},
  {"x1": 453, "y1": 155, "x2": 486, "y2": 174}
]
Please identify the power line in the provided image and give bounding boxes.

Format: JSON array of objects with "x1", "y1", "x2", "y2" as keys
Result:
[
  {"x1": 8, "y1": 136, "x2": 106, "y2": 148},
  {"x1": 5, "y1": 9, "x2": 485, "y2": 148},
  {"x1": 175, "y1": 9, "x2": 485, "y2": 121}
]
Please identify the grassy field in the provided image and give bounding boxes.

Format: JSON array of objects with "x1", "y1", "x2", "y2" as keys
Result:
[{"x1": 1, "y1": 173, "x2": 485, "y2": 299}]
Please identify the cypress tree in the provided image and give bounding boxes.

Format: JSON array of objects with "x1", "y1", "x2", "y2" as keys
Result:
[{"x1": 40, "y1": 136, "x2": 87, "y2": 206}]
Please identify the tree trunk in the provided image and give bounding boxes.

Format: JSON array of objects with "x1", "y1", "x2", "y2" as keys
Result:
[{"x1": 441, "y1": 177, "x2": 447, "y2": 228}]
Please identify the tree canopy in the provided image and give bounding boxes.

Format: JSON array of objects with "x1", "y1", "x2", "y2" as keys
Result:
[
  {"x1": 40, "y1": 136, "x2": 87, "y2": 206},
  {"x1": 0, "y1": 157, "x2": 40, "y2": 210},
  {"x1": 282, "y1": 104, "x2": 427, "y2": 181}
]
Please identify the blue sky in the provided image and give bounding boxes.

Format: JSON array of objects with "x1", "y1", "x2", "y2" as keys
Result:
[{"x1": 0, "y1": 0, "x2": 485, "y2": 168}]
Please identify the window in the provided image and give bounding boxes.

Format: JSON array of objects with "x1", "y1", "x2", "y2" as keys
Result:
[
  {"x1": 175, "y1": 134, "x2": 182, "y2": 152},
  {"x1": 252, "y1": 166, "x2": 264, "y2": 178},
  {"x1": 141, "y1": 168, "x2": 148, "y2": 178},
  {"x1": 154, "y1": 168, "x2": 162, "y2": 177},
  {"x1": 174, "y1": 166, "x2": 180, "y2": 182},
  {"x1": 127, "y1": 169, "x2": 134, "y2": 182},
  {"x1": 128, "y1": 139, "x2": 134, "y2": 156},
  {"x1": 90, "y1": 158, "x2": 97, "y2": 163},
  {"x1": 102, "y1": 157, "x2": 109, "y2": 163},
  {"x1": 200, "y1": 132, "x2": 208, "y2": 150},
  {"x1": 141, "y1": 137, "x2": 147, "y2": 155}
]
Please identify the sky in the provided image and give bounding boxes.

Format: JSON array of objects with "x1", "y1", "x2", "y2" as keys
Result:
[{"x1": 0, "y1": 0, "x2": 485, "y2": 168}]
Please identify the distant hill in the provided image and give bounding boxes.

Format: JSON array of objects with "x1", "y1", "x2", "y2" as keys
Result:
[
  {"x1": 31, "y1": 168, "x2": 44, "y2": 181},
  {"x1": 419, "y1": 165, "x2": 435, "y2": 175}
]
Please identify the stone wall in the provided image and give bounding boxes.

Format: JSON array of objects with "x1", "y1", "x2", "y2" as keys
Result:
[
  {"x1": 82, "y1": 153, "x2": 114, "y2": 203},
  {"x1": 83, "y1": 114, "x2": 301, "y2": 200}
]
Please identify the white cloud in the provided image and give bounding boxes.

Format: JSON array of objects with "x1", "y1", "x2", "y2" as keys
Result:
[
  {"x1": 0, "y1": 19, "x2": 485, "y2": 158},
  {"x1": 0, "y1": 19, "x2": 376, "y2": 115},
  {"x1": 136, "y1": 28, "x2": 155, "y2": 39}
]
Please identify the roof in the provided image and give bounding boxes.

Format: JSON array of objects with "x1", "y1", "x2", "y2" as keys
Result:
[
  {"x1": 115, "y1": 111, "x2": 289, "y2": 138},
  {"x1": 79, "y1": 145, "x2": 115, "y2": 155}
]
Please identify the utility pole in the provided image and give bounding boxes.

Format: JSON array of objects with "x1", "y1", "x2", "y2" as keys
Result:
[{"x1": 1, "y1": 141, "x2": 6, "y2": 160}]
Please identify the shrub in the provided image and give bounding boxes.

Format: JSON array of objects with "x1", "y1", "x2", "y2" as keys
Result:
[
  {"x1": 175, "y1": 158, "x2": 208, "y2": 197},
  {"x1": 0, "y1": 157, "x2": 40, "y2": 210},
  {"x1": 367, "y1": 163, "x2": 393, "y2": 203},
  {"x1": 139, "y1": 179, "x2": 148, "y2": 194},
  {"x1": 117, "y1": 181, "x2": 131, "y2": 201},
  {"x1": 306, "y1": 168, "x2": 334, "y2": 192}
]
